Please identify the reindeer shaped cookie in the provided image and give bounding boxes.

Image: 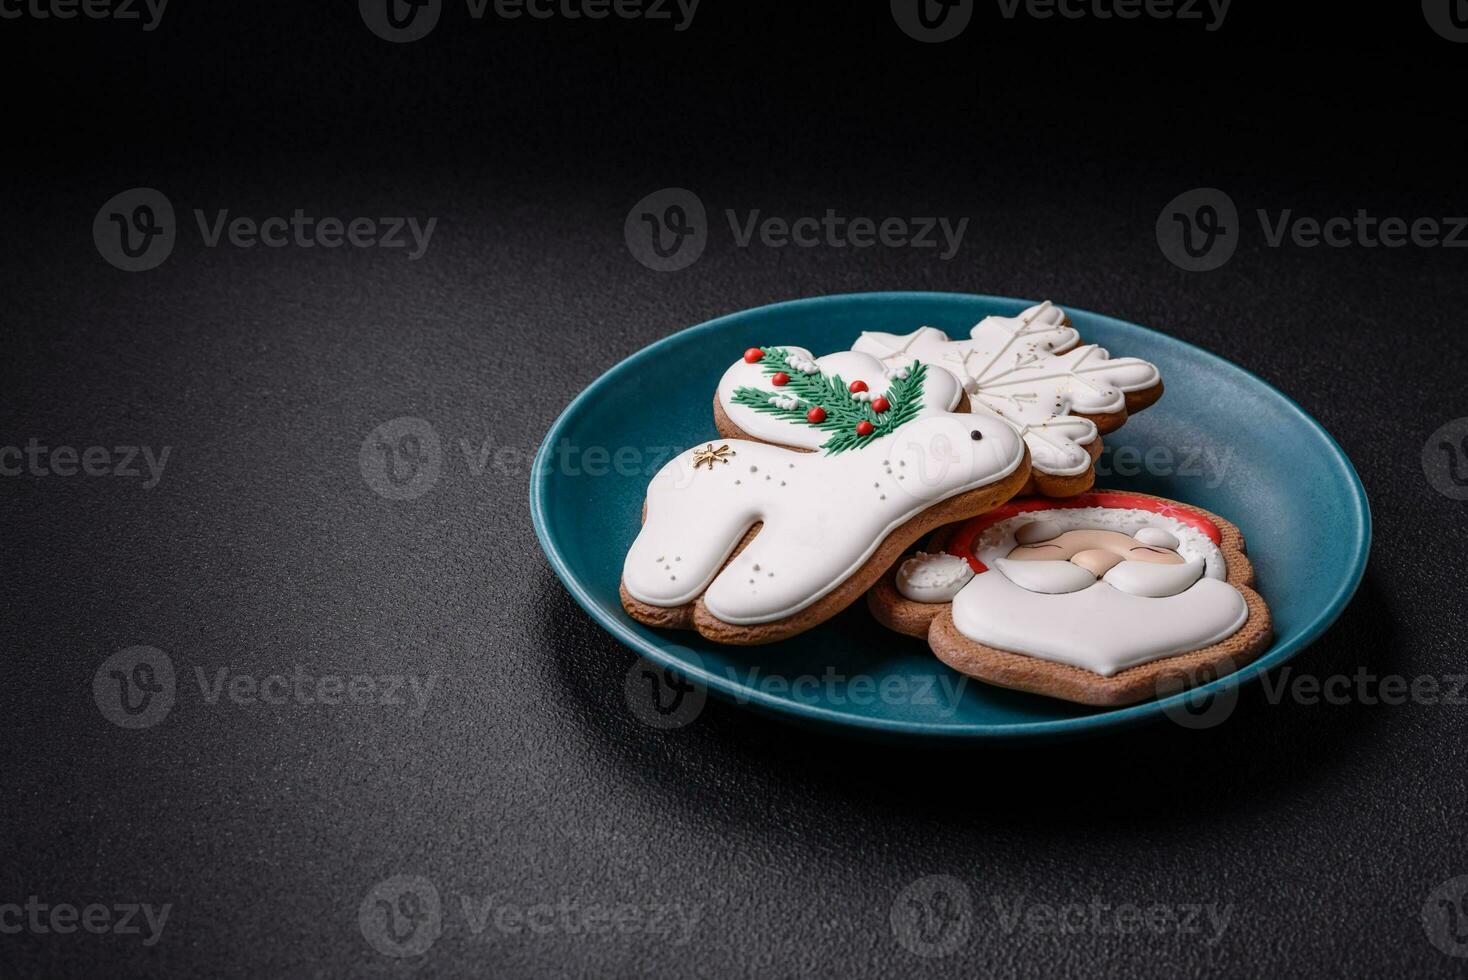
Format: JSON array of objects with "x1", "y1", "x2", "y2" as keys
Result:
[{"x1": 620, "y1": 346, "x2": 1031, "y2": 644}]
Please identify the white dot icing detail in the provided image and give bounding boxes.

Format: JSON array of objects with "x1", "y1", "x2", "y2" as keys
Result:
[
  {"x1": 785, "y1": 352, "x2": 820, "y2": 374},
  {"x1": 896, "y1": 552, "x2": 975, "y2": 603}
]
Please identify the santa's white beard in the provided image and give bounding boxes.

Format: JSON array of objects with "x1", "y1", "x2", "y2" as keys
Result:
[
  {"x1": 951, "y1": 569, "x2": 1249, "y2": 677},
  {"x1": 993, "y1": 557, "x2": 1207, "y2": 598}
]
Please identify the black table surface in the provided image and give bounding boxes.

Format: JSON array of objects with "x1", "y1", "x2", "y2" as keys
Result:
[{"x1": 4, "y1": 3, "x2": 1468, "y2": 977}]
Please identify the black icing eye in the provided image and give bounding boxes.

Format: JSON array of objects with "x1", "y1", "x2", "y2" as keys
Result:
[{"x1": 969, "y1": 430, "x2": 983, "y2": 441}]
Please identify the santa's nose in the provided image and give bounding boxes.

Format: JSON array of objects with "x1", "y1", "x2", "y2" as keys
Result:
[{"x1": 1070, "y1": 549, "x2": 1123, "y2": 577}]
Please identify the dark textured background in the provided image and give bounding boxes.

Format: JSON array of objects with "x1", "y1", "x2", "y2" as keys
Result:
[{"x1": 3, "y1": 1, "x2": 1468, "y2": 976}]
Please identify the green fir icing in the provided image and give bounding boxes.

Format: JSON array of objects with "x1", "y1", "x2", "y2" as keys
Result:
[{"x1": 729, "y1": 347, "x2": 927, "y2": 455}]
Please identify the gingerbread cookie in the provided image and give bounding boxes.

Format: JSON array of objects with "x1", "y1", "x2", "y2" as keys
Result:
[
  {"x1": 621, "y1": 346, "x2": 1032, "y2": 645},
  {"x1": 852, "y1": 301, "x2": 1164, "y2": 498},
  {"x1": 867, "y1": 491, "x2": 1272, "y2": 706}
]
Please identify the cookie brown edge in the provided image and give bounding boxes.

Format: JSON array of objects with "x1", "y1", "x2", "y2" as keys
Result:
[
  {"x1": 1020, "y1": 436, "x2": 1103, "y2": 498},
  {"x1": 995, "y1": 315, "x2": 1165, "y2": 491},
  {"x1": 619, "y1": 447, "x2": 1033, "y2": 646},
  {"x1": 1020, "y1": 377, "x2": 1163, "y2": 496},
  {"x1": 1047, "y1": 318, "x2": 1166, "y2": 435},
  {"x1": 869, "y1": 491, "x2": 1274, "y2": 706},
  {"x1": 987, "y1": 316, "x2": 1165, "y2": 488},
  {"x1": 1074, "y1": 379, "x2": 1166, "y2": 436}
]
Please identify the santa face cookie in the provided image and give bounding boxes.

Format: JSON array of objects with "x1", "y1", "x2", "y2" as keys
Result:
[
  {"x1": 867, "y1": 491, "x2": 1272, "y2": 706},
  {"x1": 852, "y1": 302, "x2": 1163, "y2": 498},
  {"x1": 621, "y1": 346, "x2": 1031, "y2": 645}
]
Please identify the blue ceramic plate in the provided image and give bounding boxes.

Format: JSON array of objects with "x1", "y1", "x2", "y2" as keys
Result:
[{"x1": 530, "y1": 293, "x2": 1370, "y2": 739}]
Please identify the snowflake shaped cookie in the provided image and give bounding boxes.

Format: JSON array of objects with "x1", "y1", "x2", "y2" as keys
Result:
[{"x1": 852, "y1": 302, "x2": 1162, "y2": 489}]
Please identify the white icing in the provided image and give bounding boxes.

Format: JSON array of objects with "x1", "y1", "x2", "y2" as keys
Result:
[
  {"x1": 768, "y1": 395, "x2": 801, "y2": 411},
  {"x1": 623, "y1": 413, "x2": 1025, "y2": 625},
  {"x1": 852, "y1": 302, "x2": 1161, "y2": 477},
  {"x1": 946, "y1": 505, "x2": 1244, "y2": 676},
  {"x1": 993, "y1": 558, "x2": 1097, "y2": 594},
  {"x1": 1015, "y1": 520, "x2": 1063, "y2": 545},
  {"x1": 851, "y1": 390, "x2": 874, "y2": 402},
  {"x1": 896, "y1": 552, "x2": 974, "y2": 603},
  {"x1": 952, "y1": 573, "x2": 1248, "y2": 677},
  {"x1": 1134, "y1": 526, "x2": 1180, "y2": 550},
  {"x1": 1100, "y1": 557, "x2": 1204, "y2": 598},
  {"x1": 785, "y1": 352, "x2": 820, "y2": 374},
  {"x1": 716, "y1": 347, "x2": 963, "y2": 451}
]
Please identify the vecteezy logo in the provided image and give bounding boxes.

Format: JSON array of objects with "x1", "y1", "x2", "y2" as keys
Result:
[
  {"x1": 623, "y1": 656, "x2": 706, "y2": 729},
  {"x1": 900, "y1": 433, "x2": 962, "y2": 497},
  {"x1": 1158, "y1": 657, "x2": 1238, "y2": 730},
  {"x1": 93, "y1": 188, "x2": 176, "y2": 272},
  {"x1": 360, "y1": 0, "x2": 441, "y2": 42},
  {"x1": 93, "y1": 646, "x2": 176, "y2": 729},
  {"x1": 1423, "y1": 875, "x2": 1468, "y2": 957},
  {"x1": 359, "y1": 875, "x2": 443, "y2": 958},
  {"x1": 359, "y1": 417, "x2": 443, "y2": 501},
  {"x1": 624, "y1": 188, "x2": 707, "y2": 272},
  {"x1": 890, "y1": 0, "x2": 972, "y2": 42},
  {"x1": 890, "y1": 874, "x2": 972, "y2": 958},
  {"x1": 1155, "y1": 187, "x2": 1239, "y2": 272},
  {"x1": 1422, "y1": 419, "x2": 1468, "y2": 500},
  {"x1": 1423, "y1": 0, "x2": 1468, "y2": 41}
]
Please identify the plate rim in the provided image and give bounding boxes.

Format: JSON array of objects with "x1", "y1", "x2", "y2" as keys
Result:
[{"x1": 529, "y1": 291, "x2": 1372, "y2": 739}]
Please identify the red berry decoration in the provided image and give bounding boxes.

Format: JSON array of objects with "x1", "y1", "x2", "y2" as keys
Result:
[
  {"x1": 849, "y1": 379, "x2": 868, "y2": 393},
  {"x1": 806, "y1": 406, "x2": 826, "y2": 423},
  {"x1": 871, "y1": 396, "x2": 891, "y2": 413},
  {"x1": 771, "y1": 372, "x2": 790, "y2": 386},
  {"x1": 743, "y1": 348, "x2": 764, "y2": 364},
  {"x1": 855, "y1": 420, "x2": 875, "y2": 437}
]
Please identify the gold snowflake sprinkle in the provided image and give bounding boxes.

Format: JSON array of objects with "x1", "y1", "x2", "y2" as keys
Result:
[{"x1": 692, "y1": 443, "x2": 736, "y2": 470}]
